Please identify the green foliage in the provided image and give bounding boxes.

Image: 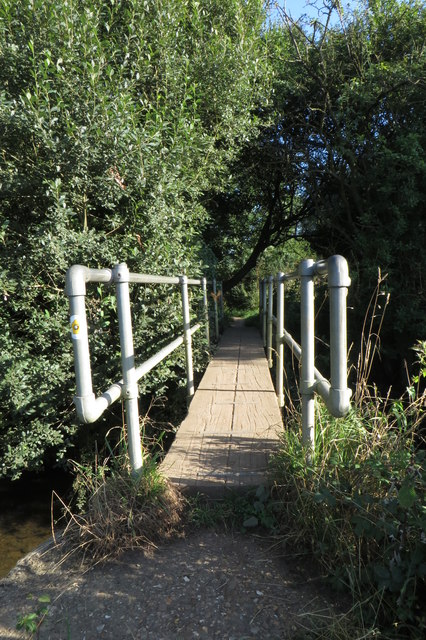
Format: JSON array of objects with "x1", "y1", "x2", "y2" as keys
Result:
[
  {"x1": 216, "y1": 0, "x2": 425, "y2": 377},
  {"x1": 16, "y1": 594, "x2": 50, "y2": 638},
  {"x1": 0, "y1": 0, "x2": 269, "y2": 477},
  {"x1": 410, "y1": 340, "x2": 426, "y2": 389},
  {"x1": 239, "y1": 484, "x2": 279, "y2": 531},
  {"x1": 272, "y1": 0, "x2": 426, "y2": 370},
  {"x1": 188, "y1": 485, "x2": 279, "y2": 533},
  {"x1": 271, "y1": 349, "x2": 426, "y2": 638},
  {"x1": 256, "y1": 239, "x2": 316, "y2": 280}
]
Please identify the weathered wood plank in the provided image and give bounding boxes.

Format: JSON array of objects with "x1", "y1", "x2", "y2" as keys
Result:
[{"x1": 160, "y1": 319, "x2": 283, "y2": 496}]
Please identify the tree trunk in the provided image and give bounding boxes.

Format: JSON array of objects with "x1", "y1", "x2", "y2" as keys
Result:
[{"x1": 222, "y1": 212, "x2": 273, "y2": 293}]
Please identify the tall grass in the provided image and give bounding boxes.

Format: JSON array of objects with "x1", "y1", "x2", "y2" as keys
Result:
[
  {"x1": 54, "y1": 430, "x2": 184, "y2": 566},
  {"x1": 270, "y1": 277, "x2": 425, "y2": 639}
]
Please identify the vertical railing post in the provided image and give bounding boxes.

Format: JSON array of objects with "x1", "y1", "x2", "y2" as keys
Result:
[
  {"x1": 300, "y1": 259, "x2": 315, "y2": 451},
  {"x1": 328, "y1": 255, "x2": 351, "y2": 413},
  {"x1": 267, "y1": 275, "x2": 274, "y2": 368},
  {"x1": 202, "y1": 277, "x2": 210, "y2": 353},
  {"x1": 66, "y1": 268, "x2": 94, "y2": 407},
  {"x1": 113, "y1": 263, "x2": 143, "y2": 475},
  {"x1": 258, "y1": 278, "x2": 263, "y2": 328},
  {"x1": 276, "y1": 272, "x2": 284, "y2": 407},
  {"x1": 180, "y1": 275, "x2": 195, "y2": 401},
  {"x1": 219, "y1": 282, "x2": 224, "y2": 321},
  {"x1": 212, "y1": 277, "x2": 219, "y2": 342},
  {"x1": 262, "y1": 278, "x2": 267, "y2": 347}
]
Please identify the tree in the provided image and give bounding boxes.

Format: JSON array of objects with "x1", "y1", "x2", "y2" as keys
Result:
[
  {"x1": 0, "y1": 0, "x2": 270, "y2": 477},
  {"x1": 285, "y1": 0, "x2": 426, "y2": 379},
  {"x1": 215, "y1": 0, "x2": 425, "y2": 384},
  {"x1": 203, "y1": 5, "x2": 331, "y2": 293}
]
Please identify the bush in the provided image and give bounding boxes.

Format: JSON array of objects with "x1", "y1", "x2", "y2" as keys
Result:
[
  {"x1": 270, "y1": 343, "x2": 426, "y2": 638},
  {"x1": 0, "y1": 0, "x2": 269, "y2": 477}
]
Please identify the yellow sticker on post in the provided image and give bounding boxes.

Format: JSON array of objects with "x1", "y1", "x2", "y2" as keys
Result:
[{"x1": 70, "y1": 315, "x2": 83, "y2": 340}]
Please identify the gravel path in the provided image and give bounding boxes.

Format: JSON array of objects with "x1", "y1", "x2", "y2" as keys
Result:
[{"x1": 0, "y1": 529, "x2": 341, "y2": 639}]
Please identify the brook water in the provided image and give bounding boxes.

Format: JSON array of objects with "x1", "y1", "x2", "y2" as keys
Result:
[{"x1": 0, "y1": 473, "x2": 70, "y2": 578}]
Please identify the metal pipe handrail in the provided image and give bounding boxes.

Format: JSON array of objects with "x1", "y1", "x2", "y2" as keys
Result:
[
  {"x1": 126, "y1": 272, "x2": 204, "y2": 286},
  {"x1": 260, "y1": 255, "x2": 351, "y2": 451},
  {"x1": 71, "y1": 325, "x2": 202, "y2": 427},
  {"x1": 135, "y1": 324, "x2": 200, "y2": 381},
  {"x1": 66, "y1": 264, "x2": 220, "y2": 474}
]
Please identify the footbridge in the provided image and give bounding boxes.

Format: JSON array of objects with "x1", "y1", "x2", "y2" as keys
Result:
[
  {"x1": 66, "y1": 256, "x2": 350, "y2": 498},
  {"x1": 160, "y1": 319, "x2": 282, "y2": 496}
]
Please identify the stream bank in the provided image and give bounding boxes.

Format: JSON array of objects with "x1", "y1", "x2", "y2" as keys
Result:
[{"x1": 0, "y1": 472, "x2": 71, "y2": 577}]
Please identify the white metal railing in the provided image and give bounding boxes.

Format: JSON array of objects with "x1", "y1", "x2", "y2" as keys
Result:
[
  {"x1": 65, "y1": 263, "x2": 222, "y2": 474},
  {"x1": 259, "y1": 255, "x2": 352, "y2": 450}
]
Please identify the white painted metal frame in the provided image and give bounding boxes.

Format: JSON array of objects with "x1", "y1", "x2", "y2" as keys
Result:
[
  {"x1": 65, "y1": 263, "x2": 214, "y2": 475},
  {"x1": 260, "y1": 255, "x2": 352, "y2": 450}
]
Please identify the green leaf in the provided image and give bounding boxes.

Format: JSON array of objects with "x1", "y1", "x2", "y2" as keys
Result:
[
  {"x1": 373, "y1": 564, "x2": 392, "y2": 590},
  {"x1": 242, "y1": 516, "x2": 258, "y2": 528},
  {"x1": 351, "y1": 514, "x2": 374, "y2": 537},
  {"x1": 38, "y1": 595, "x2": 51, "y2": 603},
  {"x1": 398, "y1": 482, "x2": 417, "y2": 509}
]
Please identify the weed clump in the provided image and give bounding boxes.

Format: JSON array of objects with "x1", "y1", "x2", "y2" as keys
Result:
[
  {"x1": 271, "y1": 396, "x2": 425, "y2": 638},
  {"x1": 55, "y1": 454, "x2": 184, "y2": 565},
  {"x1": 270, "y1": 276, "x2": 426, "y2": 639}
]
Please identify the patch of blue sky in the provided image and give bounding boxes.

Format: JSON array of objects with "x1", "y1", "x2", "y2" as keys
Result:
[{"x1": 267, "y1": 1, "x2": 361, "y2": 26}]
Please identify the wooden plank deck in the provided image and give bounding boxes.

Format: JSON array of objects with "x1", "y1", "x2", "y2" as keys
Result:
[{"x1": 160, "y1": 319, "x2": 283, "y2": 497}]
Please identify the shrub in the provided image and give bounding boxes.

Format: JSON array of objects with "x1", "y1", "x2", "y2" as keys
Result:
[
  {"x1": 0, "y1": 0, "x2": 269, "y2": 477},
  {"x1": 270, "y1": 342, "x2": 426, "y2": 638},
  {"x1": 56, "y1": 435, "x2": 185, "y2": 564}
]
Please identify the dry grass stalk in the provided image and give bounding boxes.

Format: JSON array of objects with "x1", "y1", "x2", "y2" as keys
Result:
[
  {"x1": 355, "y1": 268, "x2": 390, "y2": 406},
  {"x1": 53, "y1": 461, "x2": 185, "y2": 566}
]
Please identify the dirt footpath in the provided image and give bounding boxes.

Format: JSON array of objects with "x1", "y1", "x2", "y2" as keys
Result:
[{"x1": 0, "y1": 529, "x2": 341, "y2": 640}]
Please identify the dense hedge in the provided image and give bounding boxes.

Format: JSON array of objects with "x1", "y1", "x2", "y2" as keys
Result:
[{"x1": 0, "y1": 0, "x2": 270, "y2": 477}]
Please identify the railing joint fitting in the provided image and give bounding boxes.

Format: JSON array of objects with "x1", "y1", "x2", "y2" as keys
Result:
[
  {"x1": 300, "y1": 380, "x2": 315, "y2": 395},
  {"x1": 122, "y1": 383, "x2": 139, "y2": 400},
  {"x1": 113, "y1": 263, "x2": 130, "y2": 283}
]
